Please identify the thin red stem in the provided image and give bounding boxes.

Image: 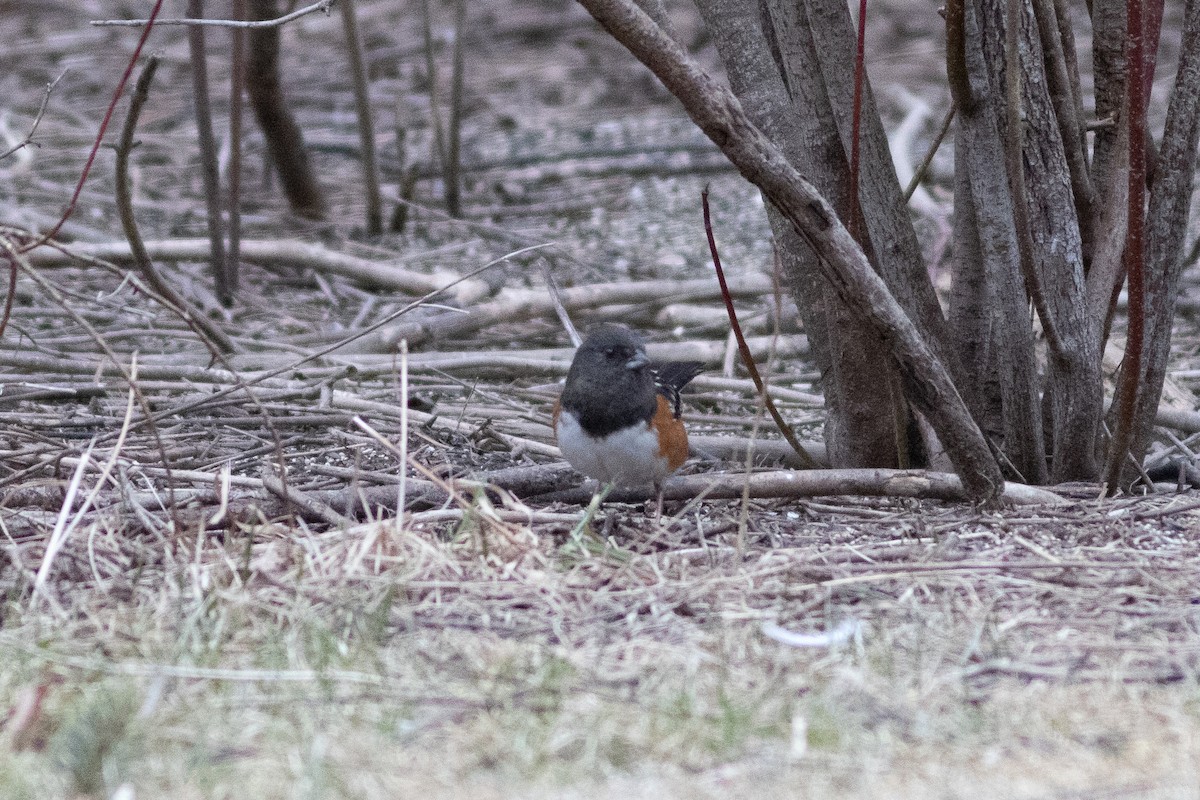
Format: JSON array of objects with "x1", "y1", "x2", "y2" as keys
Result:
[
  {"x1": 702, "y1": 186, "x2": 816, "y2": 468},
  {"x1": 1105, "y1": 0, "x2": 1148, "y2": 489}
]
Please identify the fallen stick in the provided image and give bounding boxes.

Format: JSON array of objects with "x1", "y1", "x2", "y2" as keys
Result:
[
  {"x1": 689, "y1": 434, "x2": 828, "y2": 468},
  {"x1": 333, "y1": 335, "x2": 806, "y2": 370},
  {"x1": 1154, "y1": 406, "x2": 1200, "y2": 434},
  {"x1": 27, "y1": 239, "x2": 492, "y2": 304},
  {"x1": 327, "y1": 391, "x2": 562, "y2": 458},
  {"x1": 301, "y1": 464, "x2": 1065, "y2": 517},
  {"x1": 261, "y1": 467, "x2": 355, "y2": 528},
  {"x1": 307, "y1": 463, "x2": 578, "y2": 515},
  {"x1": 361, "y1": 274, "x2": 776, "y2": 349},
  {"x1": 527, "y1": 469, "x2": 1067, "y2": 507}
]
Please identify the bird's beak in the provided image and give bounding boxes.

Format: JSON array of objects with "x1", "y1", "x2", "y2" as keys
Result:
[{"x1": 625, "y1": 351, "x2": 649, "y2": 370}]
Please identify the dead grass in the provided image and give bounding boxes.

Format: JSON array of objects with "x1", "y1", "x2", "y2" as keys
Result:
[{"x1": 4, "y1": 493, "x2": 1200, "y2": 798}]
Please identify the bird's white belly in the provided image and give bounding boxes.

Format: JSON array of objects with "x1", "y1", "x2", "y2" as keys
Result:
[{"x1": 556, "y1": 411, "x2": 671, "y2": 487}]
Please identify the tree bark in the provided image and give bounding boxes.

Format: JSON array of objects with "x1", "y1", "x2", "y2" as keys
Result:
[
  {"x1": 977, "y1": 0, "x2": 1102, "y2": 481},
  {"x1": 1032, "y1": 0, "x2": 1094, "y2": 263},
  {"x1": 953, "y1": 0, "x2": 1048, "y2": 484},
  {"x1": 800, "y1": 0, "x2": 951, "y2": 363}
]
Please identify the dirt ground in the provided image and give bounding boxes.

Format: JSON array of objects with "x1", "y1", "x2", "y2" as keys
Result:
[{"x1": 2, "y1": 1, "x2": 1200, "y2": 798}]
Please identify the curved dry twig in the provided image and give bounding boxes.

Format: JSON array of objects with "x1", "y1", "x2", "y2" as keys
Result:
[{"x1": 113, "y1": 57, "x2": 237, "y2": 354}]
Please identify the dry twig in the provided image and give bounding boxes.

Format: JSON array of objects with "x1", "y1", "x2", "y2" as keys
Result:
[{"x1": 91, "y1": 0, "x2": 335, "y2": 28}]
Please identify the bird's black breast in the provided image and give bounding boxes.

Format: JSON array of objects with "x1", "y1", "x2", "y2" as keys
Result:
[{"x1": 560, "y1": 374, "x2": 657, "y2": 437}]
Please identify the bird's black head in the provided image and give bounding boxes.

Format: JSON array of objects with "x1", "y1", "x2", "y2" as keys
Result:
[
  {"x1": 574, "y1": 324, "x2": 649, "y2": 373},
  {"x1": 561, "y1": 324, "x2": 656, "y2": 435}
]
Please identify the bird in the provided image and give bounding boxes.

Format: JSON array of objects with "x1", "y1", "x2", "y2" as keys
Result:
[{"x1": 553, "y1": 324, "x2": 703, "y2": 515}]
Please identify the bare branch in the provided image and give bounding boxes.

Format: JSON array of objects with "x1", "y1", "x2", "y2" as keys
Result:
[
  {"x1": 26, "y1": 238, "x2": 493, "y2": 304},
  {"x1": 902, "y1": 103, "x2": 955, "y2": 204},
  {"x1": 246, "y1": 0, "x2": 327, "y2": 220},
  {"x1": 0, "y1": 72, "x2": 64, "y2": 162},
  {"x1": 1032, "y1": 0, "x2": 1094, "y2": 256},
  {"x1": 1122, "y1": 0, "x2": 1200, "y2": 480},
  {"x1": 227, "y1": 0, "x2": 247, "y2": 292},
  {"x1": 187, "y1": 0, "x2": 232, "y2": 305},
  {"x1": 445, "y1": 0, "x2": 467, "y2": 217},
  {"x1": 420, "y1": 0, "x2": 450, "y2": 207},
  {"x1": 91, "y1": 0, "x2": 334, "y2": 28}
]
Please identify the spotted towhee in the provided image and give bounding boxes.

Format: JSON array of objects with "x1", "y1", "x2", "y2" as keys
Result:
[{"x1": 553, "y1": 324, "x2": 703, "y2": 503}]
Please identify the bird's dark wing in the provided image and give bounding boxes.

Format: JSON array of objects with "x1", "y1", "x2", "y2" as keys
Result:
[{"x1": 651, "y1": 361, "x2": 704, "y2": 418}]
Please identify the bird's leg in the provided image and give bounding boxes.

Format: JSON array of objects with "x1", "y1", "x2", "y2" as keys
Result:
[
  {"x1": 653, "y1": 481, "x2": 664, "y2": 523},
  {"x1": 601, "y1": 508, "x2": 618, "y2": 540}
]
